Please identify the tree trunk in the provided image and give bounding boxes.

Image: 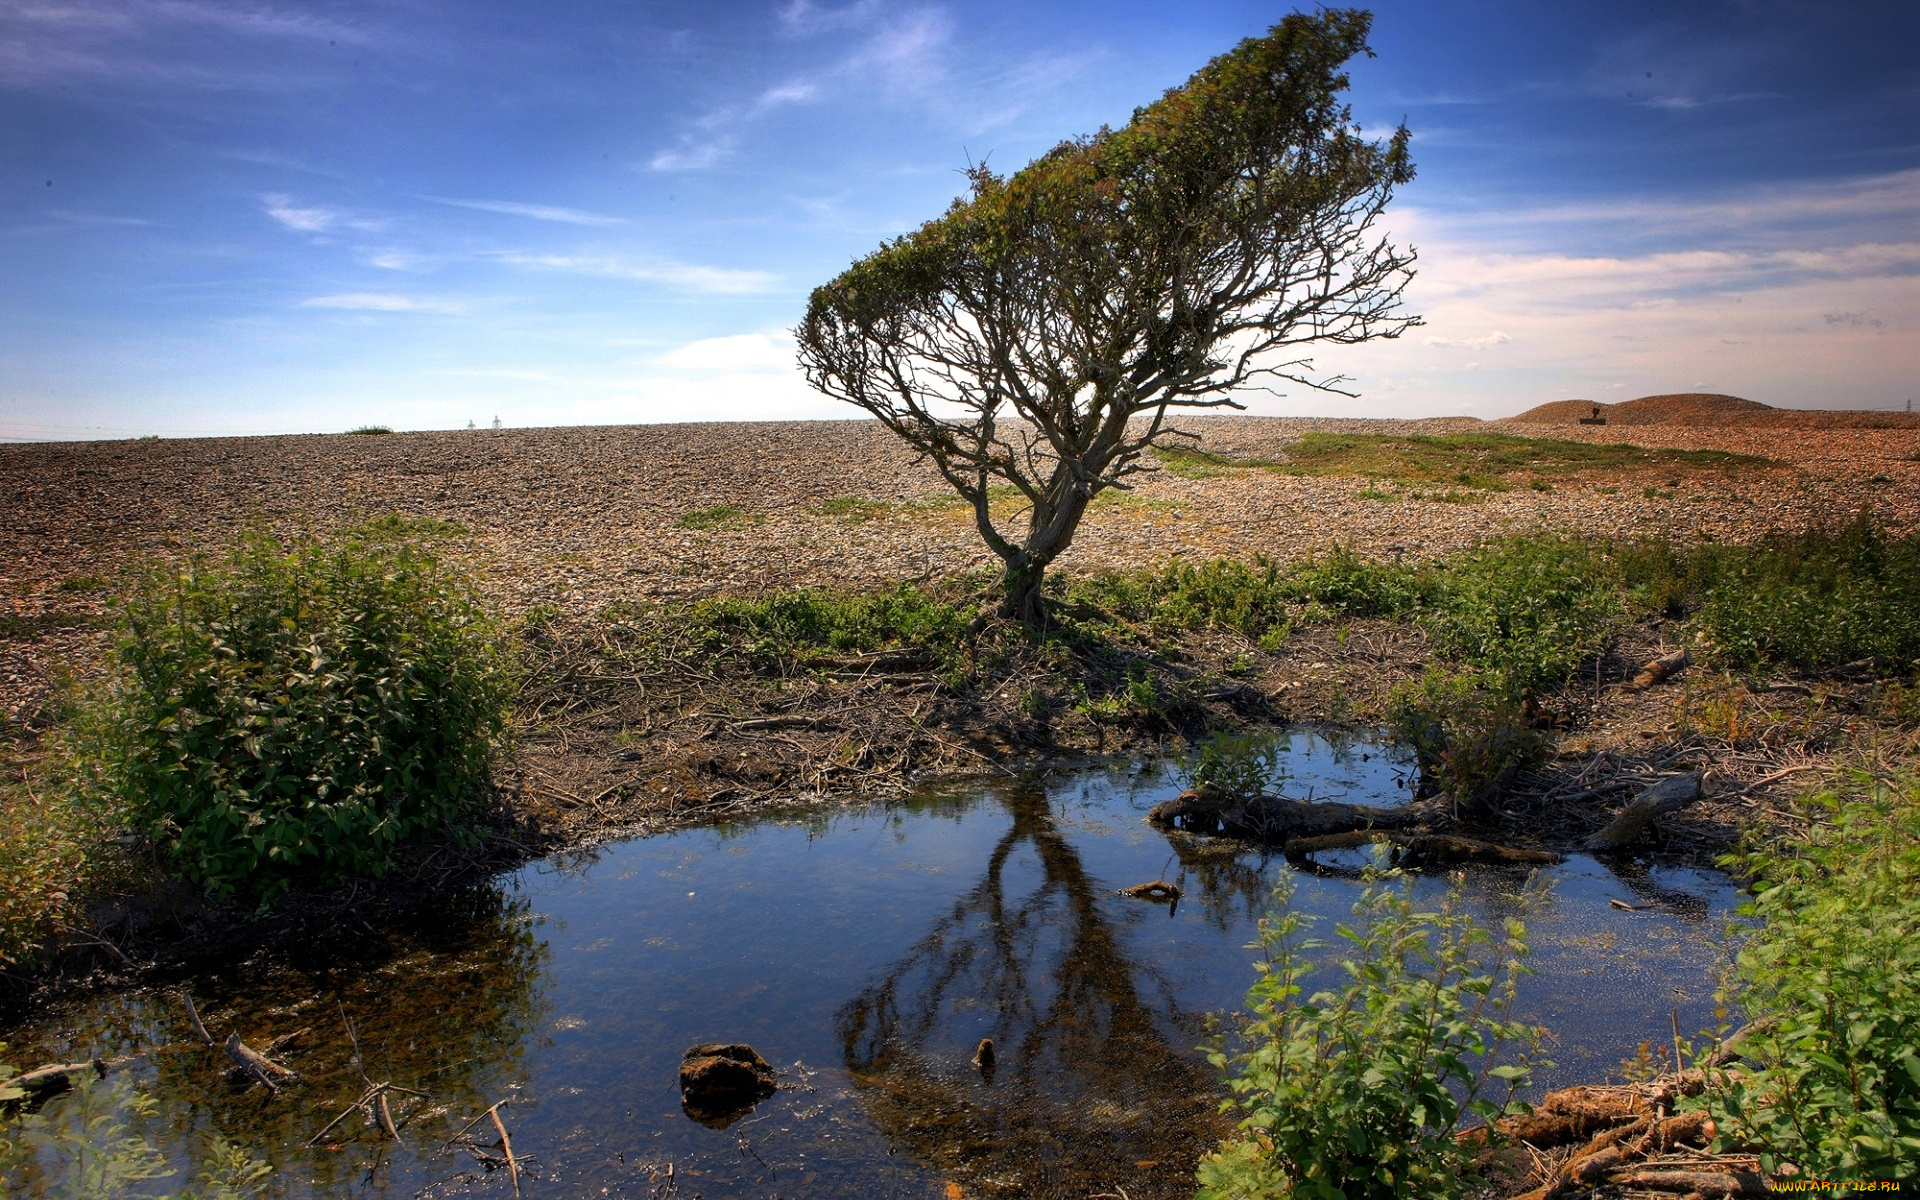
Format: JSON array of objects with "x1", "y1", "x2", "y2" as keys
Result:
[{"x1": 998, "y1": 560, "x2": 1049, "y2": 626}]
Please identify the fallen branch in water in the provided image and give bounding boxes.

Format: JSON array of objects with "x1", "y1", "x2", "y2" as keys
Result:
[
  {"x1": 1283, "y1": 829, "x2": 1559, "y2": 868},
  {"x1": 224, "y1": 1032, "x2": 297, "y2": 1095}
]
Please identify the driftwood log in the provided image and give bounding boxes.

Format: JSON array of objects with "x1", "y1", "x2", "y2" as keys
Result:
[
  {"x1": 1146, "y1": 782, "x2": 1425, "y2": 841},
  {"x1": 1118, "y1": 880, "x2": 1182, "y2": 901},
  {"x1": 224, "y1": 1032, "x2": 298, "y2": 1094},
  {"x1": 1284, "y1": 830, "x2": 1559, "y2": 868},
  {"x1": 1632, "y1": 648, "x2": 1692, "y2": 689},
  {"x1": 1584, "y1": 772, "x2": 1706, "y2": 852}
]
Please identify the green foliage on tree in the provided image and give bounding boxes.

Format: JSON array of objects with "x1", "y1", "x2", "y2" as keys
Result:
[{"x1": 798, "y1": 9, "x2": 1419, "y2": 624}]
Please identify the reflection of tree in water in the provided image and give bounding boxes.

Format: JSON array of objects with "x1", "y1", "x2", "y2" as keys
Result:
[
  {"x1": 135, "y1": 882, "x2": 553, "y2": 1195},
  {"x1": 838, "y1": 785, "x2": 1227, "y2": 1199},
  {"x1": 1159, "y1": 828, "x2": 1281, "y2": 932}
]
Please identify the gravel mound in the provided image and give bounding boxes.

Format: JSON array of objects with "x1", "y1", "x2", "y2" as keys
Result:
[{"x1": 1507, "y1": 393, "x2": 1920, "y2": 429}]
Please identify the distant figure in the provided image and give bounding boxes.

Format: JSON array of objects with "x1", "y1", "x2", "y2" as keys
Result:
[
  {"x1": 491, "y1": 416, "x2": 501, "y2": 430},
  {"x1": 466, "y1": 419, "x2": 475, "y2": 429},
  {"x1": 1579, "y1": 403, "x2": 1607, "y2": 426}
]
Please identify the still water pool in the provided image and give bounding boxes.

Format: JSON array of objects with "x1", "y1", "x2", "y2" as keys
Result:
[{"x1": 5, "y1": 731, "x2": 1739, "y2": 1199}]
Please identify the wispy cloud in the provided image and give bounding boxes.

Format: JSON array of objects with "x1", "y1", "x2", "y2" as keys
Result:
[
  {"x1": 262, "y1": 193, "x2": 385, "y2": 234},
  {"x1": 649, "y1": 77, "x2": 826, "y2": 172},
  {"x1": 649, "y1": 3, "x2": 1080, "y2": 172},
  {"x1": 422, "y1": 196, "x2": 626, "y2": 226},
  {"x1": 300, "y1": 293, "x2": 461, "y2": 313},
  {"x1": 1423, "y1": 331, "x2": 1511, "y2": 349},
  {"x1": 495, "y1": 252, "x2": 777, "y2": 294},
  {"x1": 48, "y1": 210, "x2": 155, "y2": 227},
  {"x1": 0, "y1": 0, "x2": 377, "y2": 90}
]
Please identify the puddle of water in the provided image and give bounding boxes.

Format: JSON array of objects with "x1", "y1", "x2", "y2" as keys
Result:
[{"x1": 2, "y1": 731, "x2": 1739, "y2": 1199}]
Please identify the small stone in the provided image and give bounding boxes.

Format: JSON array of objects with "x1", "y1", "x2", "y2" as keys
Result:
[{"x1": 678, "y1": 1042, "x2": 777, "y2": 1128}]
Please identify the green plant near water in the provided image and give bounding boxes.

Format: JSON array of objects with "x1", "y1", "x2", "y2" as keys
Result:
[
  {"x1": 1690, "y1": 518, "x2": 1920, "y2": 674},
  {"x1": 0, "y1": 1064, "x2": 271, "y2": 1199},
  {"x1": 1199, "y1": 868, "x2": 1547, "y2": 1200},
  {"x1": 1189, "y1": 732, "x2": 1282, "y2": 796},
  {"x1": 0, "y1": 767, "x2": 110, "y2": 967},
  {"x1": 1693, "y1": 766, "x2": 1920, "y2": 1183},
  {"x1": 86, "y1": 523, "x2": 513, "y2": 899},
  {"x1": 674, "y1": 582, "x2": 975, "y2": 671}
]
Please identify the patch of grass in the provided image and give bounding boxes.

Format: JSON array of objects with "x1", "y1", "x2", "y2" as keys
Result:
[
  {"x1": 1149, "y1": 445, "x2": 1278, "y2": 479},
  {"x1": 54, "y1": 573, "x2": 112, "y2": 594},
  {"x1": 1427, "y1": 534, "x2": 1620, "y2": 699},
  {"x1": 1264, "y1": 430, "x2": 1767, "y2": 491},
  {"x1": 84, "y1": 526, "x2": 514, "y2": 899},
  {"x1": 1690, "y1": 518, "x2": 1920, "y2": 673},
  {"x1": 808, "y1": 496, "x2": 893, "y2": 523},
  {"x1": 1088, "y1": 488, "x2": 1183, "y2": 513},
  {"x1": 1354, "y1": 485, "x2": 1398, "y2": 502},
  {"x1": 1694, "y1": 764, "x2": 1920, "y2": 1181},
  {"x1": 675, "y1": 582, "x2": 975, "y2": 671},
  {"x1": 0, "y1": 613, "x2": 103, "y2": 641},
  {"x1": 345, "y1": 425, "x2": 393, "y2": 435},
  {"x1": 1063, "y1": 558, "x2": 1296, "y2": 641},
  {"x1": 677, "y1": 505, "x2": 758, "y2": 531}
]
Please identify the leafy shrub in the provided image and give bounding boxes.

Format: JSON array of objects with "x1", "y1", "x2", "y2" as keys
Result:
[
  {"x1": 1188, "y1": 733, "x2": 1280, "y2": 797},
  {"x1": 1278, "y1": 546, "x2": 1430, "y2": 620},
  {"x1": 1698, "y1": 766, "x2": 1920, "y2": 1181},
  {"x1": 1199, "y1": 868, "x2": 1547, "y2": 1200},
  {"x1": 0, "y1": 777, "x2": 108, "y2": 967},
  {"x1": 681, "y1": 583, "x2": 973, "y2": 670},
  {"x1": 1064, "y1": 558, "x2": 1293, "y2": 639},
  {"x1": 1424, "y1": 534, "x2": 1619, "y2": 699},
  {"x1": 1387, "y1": 668, "x2": 1544, "y2": 803},
  {"x1": 92, "y1": 526, "x2": 512, "y2": 898},
  {"x1": 1691, "y1": 519, "x2": 1920, "y2": 673},
  {"x1": 344, "y1": 425, "x2": 393, "y2": 435}
]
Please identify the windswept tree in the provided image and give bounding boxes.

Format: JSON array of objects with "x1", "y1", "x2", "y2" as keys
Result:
[{"x1": 797, "y1": 9, "x2": 1420, "y2": 625}]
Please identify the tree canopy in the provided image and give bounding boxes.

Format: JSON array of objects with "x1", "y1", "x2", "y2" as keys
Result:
[{"x1": 797, "y1": 9, "x2": 1420, "y2": 624}]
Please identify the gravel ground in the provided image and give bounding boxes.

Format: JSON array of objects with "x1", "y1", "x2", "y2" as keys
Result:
[{"x1": 4, "y1": 414, "x2": 1918, "y2": 728}]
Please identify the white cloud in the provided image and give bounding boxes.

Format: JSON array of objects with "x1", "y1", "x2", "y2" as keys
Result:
[
  {"x1": 422, "y1": 197, "x2": 626, "y2": 226},
  {"x1": 262, "y1": 193, "x2": 385, "y2": 234},
  {"x1": 658, "y1": 331, "x2": 796, "y2": 372},
  {"x1": 299, "y1": 293, "x2": 460, "y2": 313},
  {"x1": 263, "y1": 193, "x2": 336, "y2": 232},
  {"x1": 1423, "y1": 331, "x2": 1511, "y2": 349},
  {"x1": 496, "y1": 252, "x2": 777, "y2": 294}
]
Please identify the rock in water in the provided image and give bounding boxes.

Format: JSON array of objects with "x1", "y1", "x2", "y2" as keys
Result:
[{"x1": 679, "y1": 1043, "x2": 777, "y2": 1128}]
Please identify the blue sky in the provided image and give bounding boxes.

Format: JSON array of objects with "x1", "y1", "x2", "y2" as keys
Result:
[{"x1": 2, "y1": 0, "x2": 1916, "y2": 440}]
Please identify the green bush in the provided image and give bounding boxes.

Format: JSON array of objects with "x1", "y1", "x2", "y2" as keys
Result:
[
  {"x1": 1277, "y1": 546, "x2": 1430, "y2": 620},
  {"x1": 1691, "y1": 519, "x2": 1920, "y2": 674},
  {"x1": 1424, "y1": 535, "x2": 1619, "y2": 700},
  {"x1": 1387, "y1": 669, "x2": 1544, "y2": 804},
  {"x1": 1698, "y1": 766, "x2": 1920, "y2": 1182},
  {"x1": 1200, "y1": 869, "x2": 1547, "y2": 1200},
  {"x1": 680, "y1": 582, "x2": 973, "y2": 670},
  {"x1": 93, "y1": 526, "x2": 512, "y2": 898},
  {"x1": 1189, "y1": 732, "x2": 1281, "y2": 796},
  {"x1": 0, "y1": 778, "x2": 108, "y2": 967}
]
